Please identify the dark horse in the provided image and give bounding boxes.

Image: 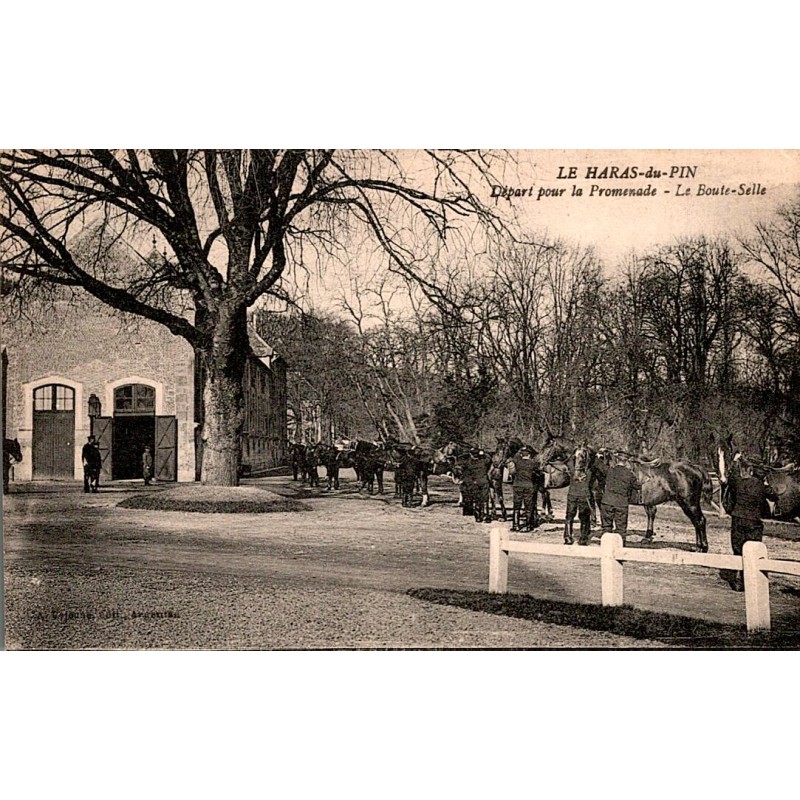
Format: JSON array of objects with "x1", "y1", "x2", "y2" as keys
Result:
[
  {"x1": 385, "y1": 441, "x2": 439, "y2": 507},
  {"x1": 538, "y1": 435, "x2": 604, "y2": 525},
  {"x1": 488, "y1": 437, "x2": 523, "y2": 520},
  {"x1": 537, "y1": 436, "x2": 712, "y2": 550},
  {"x1": 3, "y1": 437, "x2": 23, "y2": 493},
  {"x1": 351, "y1": 440, "x2": 386, "y2": 495},
  {"x1": 718, "y1": 446, "x2": 800, "y2": 523},
  {"x1": 621, "y1": 453, "x2": 712, "y2": 552},
  {"x1": 289, "y1": 442, "x2": 308, "y2": 482}
]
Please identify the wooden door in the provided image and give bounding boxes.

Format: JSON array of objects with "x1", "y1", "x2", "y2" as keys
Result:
[
  {"x1": 94, "y1": 416, "x2": 114, "y2": 481},
  {"x1": 155, "y1": 415, "x2": 177, "y2": 482},
  {"x1": 33, "y1": 410, "x2": 74, "y2": 479},
  {"x1": 32, "y1": 384, "x2": 75, "y2": 480}
]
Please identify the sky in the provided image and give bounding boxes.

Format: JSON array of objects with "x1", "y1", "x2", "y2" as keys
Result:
[{"x1": 298, "y1": 149, "x2": 799, "y2": 316}]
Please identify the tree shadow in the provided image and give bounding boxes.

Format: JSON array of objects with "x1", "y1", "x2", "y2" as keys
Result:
[{"x1": 406, "y1": 588, "x2": 800, "y2": 649}]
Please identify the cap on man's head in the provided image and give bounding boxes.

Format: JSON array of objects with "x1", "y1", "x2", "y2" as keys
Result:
[{"x1": 88, "y1": 435, "x2": 96, "y2": 442}]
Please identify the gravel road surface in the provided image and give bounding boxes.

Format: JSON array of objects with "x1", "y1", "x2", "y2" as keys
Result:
[{"x1": 4, "y1": 471, "x2": 799, "y2": 649}]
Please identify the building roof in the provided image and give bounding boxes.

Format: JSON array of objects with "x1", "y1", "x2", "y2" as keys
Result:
[{"x1": 247, "y1": 326, "x2": 282, "y2": 368}]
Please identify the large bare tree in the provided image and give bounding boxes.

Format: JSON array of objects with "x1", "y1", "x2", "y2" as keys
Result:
[{"x1": 0, "y1": 149, "x2": 502, "y2": 484}]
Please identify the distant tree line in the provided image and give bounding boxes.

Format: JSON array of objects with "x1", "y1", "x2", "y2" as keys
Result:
[{"x1": 256, "y1": 196, "x2": 800, "y2": 466}]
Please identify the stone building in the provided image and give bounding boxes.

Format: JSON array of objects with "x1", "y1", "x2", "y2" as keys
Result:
[{"x1": 2, "y1": 298, "x2": 286, "y2": 484}]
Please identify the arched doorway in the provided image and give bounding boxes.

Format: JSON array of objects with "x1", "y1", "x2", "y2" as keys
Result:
[
  {"x1": 32, "y1": 383, "x2": 75, "y2": 479},
  {"x1": 111, "y1": 383, "x2": 155, "y2": 480}
]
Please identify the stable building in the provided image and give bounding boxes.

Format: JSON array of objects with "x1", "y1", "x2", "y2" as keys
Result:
[{"x1": 2, "y1": 298, "x2": 286, "y2": 484}]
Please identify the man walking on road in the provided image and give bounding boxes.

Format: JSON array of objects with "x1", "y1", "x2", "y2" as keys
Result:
[{"x1": 82, "y1": 435, "x2": 102, "y2": 493}]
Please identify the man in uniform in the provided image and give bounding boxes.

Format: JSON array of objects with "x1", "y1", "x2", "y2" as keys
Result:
[
  {"x1": 509, "y1": 445, "x2": 540, "y2": 532},
  {"x1": 395, "y1": 450, "x2": 418, "y2": 508},
  {"x1": 306, "y1": 444, "x2": 320, "y2": 488},
  {"x1": 82, "y1": 435, "x2": 102, "y2": 493},
  {"x1": 322, "y1": 445, "x2": 340, "y2": 491},
  {"x1": 291, "y1": 443, "x2": 307, "y2": 482},
  {"x1": 142, "y1": 445, "x2": 153, "y2": 486},
  {"x1": 720, "y1": 455, "x2": 768, "y2": 591},
  {"x1": 466, "y1": 448, "x2": 492, "y2": 523},
  {"x1": 600, "y1": 452, "x2": 640, "y2": 544},
  {"x1": 565, "y1": 450, "x2": 592, "y2": 545},
  {"x1": 458, "y1": 449, "x2": 482, "y2": 521}
]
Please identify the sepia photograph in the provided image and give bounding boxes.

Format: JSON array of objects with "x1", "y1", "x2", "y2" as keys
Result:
[
  {"x1": 2, "y1": 148, "x2": 799, "y2": 651},
  {"x1": 2, "y1": 6, "x2": 799, "y2": 796}
]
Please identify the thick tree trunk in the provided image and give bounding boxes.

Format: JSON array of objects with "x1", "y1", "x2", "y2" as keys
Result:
[{"x1": 200, "y1": 305, "x2": 249, "y2": 486}]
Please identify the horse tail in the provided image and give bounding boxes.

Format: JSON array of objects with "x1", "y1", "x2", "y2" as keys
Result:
[{"x1": 701, "y1": 468, "x2": 714, "y2": 508}]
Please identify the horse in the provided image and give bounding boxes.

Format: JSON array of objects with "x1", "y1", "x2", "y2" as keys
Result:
[
  {"x1": 3, "y1": 437, "x2": 22, "y2": 493},
  {"x1": 289, "y1": 442, "x2": 308, "y2": 482},
  {"x1": 763, "y1": 463, "x2": 800, "y2": 522},
  {"x1": 622, "y1": 453, "x2": 712, "y2": 552},
  {"x1": 719, "y1": 446, "x2": 800, "y2": 523},
  {"x1": 314, "y1": 444, "x2": 341, "y2": 491},
  {"x1": 352, "y1": 440, "x2": 386, "y2": 495},
  {"x1": 488, "y1": 437, "x2": 523, "y2": 520},
  {"x1": 383, "y1": 440, "x2": 434, "y2": 507},
  {"x1": 537, "y1": 436, "x2": 603, "y2": 523},
  {"x1": 432, "y1": 441, "x2": 474, "y2": 507}
]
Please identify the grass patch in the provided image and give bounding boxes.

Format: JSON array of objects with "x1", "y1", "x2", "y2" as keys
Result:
[
  {"x1": 117, "y1": 485, "x2": 310, "y2": 514},
  {"x1": 407, "y1": 588, "x2": 800, "y2": 649}
]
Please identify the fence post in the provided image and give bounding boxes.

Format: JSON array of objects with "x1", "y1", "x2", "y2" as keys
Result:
[
  {"x1": 743, "y1": 540, "x2": 771, "y2": 632},
  {"x1": 600, "y1": 533, "x2": 624, "y2": 606},
  {"x1": 489, "y1": 524, "x2": 509, "y2": 593}
]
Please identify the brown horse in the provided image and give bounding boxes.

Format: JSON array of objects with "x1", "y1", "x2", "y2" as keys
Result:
[
  {"x1": 624, "y1": 454, "x2": 712, "y2": 552},
  {"x1": 763, "y1": 464, "x2": 800, "y2": 522},
  {"x1": 719, "y1": 447, "x2": 800, "y2": 523}
]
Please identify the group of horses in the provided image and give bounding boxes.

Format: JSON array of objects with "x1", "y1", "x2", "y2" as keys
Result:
[
  {"x1": 287, "y1": 433, "x2": 800, "y2": 553},
  {"x1": 289, "y1": 439, "x2": 446, "y2": 505}
]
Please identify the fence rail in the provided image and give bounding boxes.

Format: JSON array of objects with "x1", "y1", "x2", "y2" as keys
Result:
[{"x1": 488, "y1": 525, "x2": 800, "y2": 632}]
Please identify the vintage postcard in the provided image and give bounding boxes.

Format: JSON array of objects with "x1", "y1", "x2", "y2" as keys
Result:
[{"x1": 2, "y1": 149, "x2": 799, "y2": 650}]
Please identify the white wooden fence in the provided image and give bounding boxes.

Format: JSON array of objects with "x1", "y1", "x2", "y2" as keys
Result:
[{"x1": 488, "y1": 526, "x2": 800, "y2": 632}]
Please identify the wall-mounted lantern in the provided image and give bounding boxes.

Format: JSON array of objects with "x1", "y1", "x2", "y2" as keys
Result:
[{"x1": 88, "y1": 393, "x2": 101, "y2": 435}]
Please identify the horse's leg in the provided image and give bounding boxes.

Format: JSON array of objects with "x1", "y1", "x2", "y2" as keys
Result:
[
  {"x1": 496, "y1": 480, "x2": 506, "y2": 521},
  {"x1": 588, "y1": 489, "x2": 598, "y2": 526},
  {"x1": 676, "y1": 497, "x2": 709, "y2": 553},
  {"x1": 420, "y1": 472, "x2": 429, "y2": 507},
  {"x1": 643, "y1": 505, "x2": 657, "y2": 541},
  {"x1": 377, "y1": 467, "x2": 384, "y2": 495},
  {"x1": 542, "y1": 488, "x2": 552, "y2": 517}
]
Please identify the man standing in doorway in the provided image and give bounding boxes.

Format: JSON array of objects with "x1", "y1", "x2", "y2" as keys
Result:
[{"x1": 142, "y1": 445, "x2": 154, "y2": 486}]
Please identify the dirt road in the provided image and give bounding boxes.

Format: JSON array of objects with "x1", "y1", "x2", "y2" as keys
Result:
[{"x1": 4, "y1": 471, "x2": 799, "y2": 649}]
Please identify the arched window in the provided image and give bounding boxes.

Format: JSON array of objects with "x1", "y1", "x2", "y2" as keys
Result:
[
  {"x1": 33, "y1": 383, "x2": 75, "y2": 411},
  {"x1": 114, "y1": 383, "x2": 155, "y2": 415}
]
